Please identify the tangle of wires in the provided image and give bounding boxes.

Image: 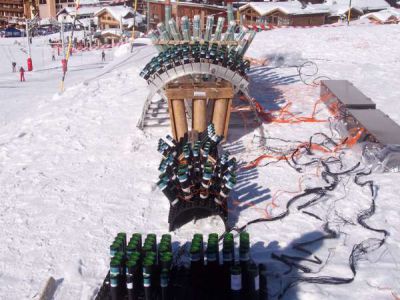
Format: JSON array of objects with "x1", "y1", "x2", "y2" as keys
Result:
[
  {"x1": 296, "y1": 61, "x2": 332, "y2": 87},
  {"x1": 221, "y1": 130, "x2": 388, "y2": 299}
]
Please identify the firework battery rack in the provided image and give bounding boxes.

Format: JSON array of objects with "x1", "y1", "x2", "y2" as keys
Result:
[
  {"x1": 95, "y1": 232, "x2": 268, "y2": 300},
  {"x1": 157, "y1": 125, "x2": 236, "y2": 231}
]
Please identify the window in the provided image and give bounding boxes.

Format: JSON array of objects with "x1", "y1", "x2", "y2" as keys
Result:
[{"x1": 39, "y1": 0, "x2": 46, "y2": 4}]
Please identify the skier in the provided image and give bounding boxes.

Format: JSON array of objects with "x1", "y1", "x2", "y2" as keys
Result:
[
  {"x1": 12, "y1": 62, "x2": 16, "y2": 72},
  {"x1": 101, "y1": 50, "x2": 105, "y2": 62},
  {"x1": 19, "y1": 66, "x2": 25, "y2": 82},
  {"x1": 52, "y1": 50, "x2": 55, "y2": 61}
]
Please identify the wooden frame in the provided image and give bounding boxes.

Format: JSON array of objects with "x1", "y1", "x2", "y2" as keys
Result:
[{"x1": 165, "y1": 78, "x2": 234, "y2": 142}]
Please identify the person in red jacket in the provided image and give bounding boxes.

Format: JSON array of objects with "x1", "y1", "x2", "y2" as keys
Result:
[{"x1": 19, "y1": 67, "x2": 25, "y2": 82}]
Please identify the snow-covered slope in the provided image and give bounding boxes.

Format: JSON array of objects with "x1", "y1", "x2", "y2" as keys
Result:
[{"x1": 0, "y1": 23, "x2": 399, "y2": 300}]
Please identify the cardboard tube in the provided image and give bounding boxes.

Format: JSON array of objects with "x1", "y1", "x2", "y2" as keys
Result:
[
  {"x1": 193, "y1": 99, "x2": 207, "y2": 133},
  {"x1": 172, "y1": 99, "x2": 188, "y2": 140},
  {"x1": 212, "y1": 99, "x2": 229, "y2": 136}
]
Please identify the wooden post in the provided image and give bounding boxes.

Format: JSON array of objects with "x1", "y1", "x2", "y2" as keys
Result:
[
  {"x1": 172, "y1": 99, "x2": 188, "y2": 140},
  {"x1": 212, "y1": 98, "x2": 230, "y2": 137},
  {"x1": 192, "y1": 99, "x2": 207, "y2": 133}
]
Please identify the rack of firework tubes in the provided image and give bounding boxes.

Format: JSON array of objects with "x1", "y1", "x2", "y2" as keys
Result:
[
  {"x1": 95, "y1": 232, "x2": 268, "y2": 300},
  {"x1": 157, "y1": 124, "x2": 236, "y2": 231}
]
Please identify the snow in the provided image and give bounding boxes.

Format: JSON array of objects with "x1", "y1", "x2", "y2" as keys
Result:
[
  {"x1": 1, "y1": 22, "x2": 400, "y2": 300},
  {"x1": 326, "y1": 0, "x2": 391, "y2": 12},
  {"x1": 361, "y1": 8, "x2": 400, "y2": 22},
  {"x1": 239, "y1": 1, "x2": 331, "y2": 16}
]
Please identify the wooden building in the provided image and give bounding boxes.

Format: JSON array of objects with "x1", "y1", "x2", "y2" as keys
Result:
[
  {"x1": 95, "y1": 6, "x2": 143, "y2": 30},
  {"x1": 361, "y1": 8, "x2": 400, "y2": 23},
  {"x1": 148, "y1": 0, "x2": 229, "y2": 29},
  {"x1": 239, "y1": 1, "x2": 330, "y2": 26},
  {"x1": 0, "y1": 0, "x2": 30, "y2": 28}
]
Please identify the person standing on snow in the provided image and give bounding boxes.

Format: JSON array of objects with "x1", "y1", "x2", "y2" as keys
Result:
[
  {"x1": 12, "y1": 62, "x2": 16, "y2": 72},
  {"x1": 101, "y1": 50, "x2": 105, "y2": 62},
  {"x1": 19, "y1": 67, "x2": 25, "y2": 82}
]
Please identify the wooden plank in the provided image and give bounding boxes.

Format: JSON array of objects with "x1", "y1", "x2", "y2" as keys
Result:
[
  {"x1": 168, "y1": 98, "x2": 177, "y2": 140},
  {"x1": 212, "y1": 98, "x2": 229, "y2": 137},
  {"x1": 172, "y1": 99, "x2": 188, "y2": 141},
  {"x1": 165, "y1": 87, "x2": 234, "y2": 100},
  {"x1": 192, "y1": 99, "x2": 207, "y2": 133},
  {"x1": 223, "y1": 98, "x2": 233, "y2": 142}
]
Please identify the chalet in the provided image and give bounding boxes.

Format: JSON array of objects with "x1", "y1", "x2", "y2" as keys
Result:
[
  {"x1": 148, "y1": 0, "x2": 229, "y2": 29},
  {"x1": 239, "y1": 1, "x2": 330, "y2": 26},
  {"x1": 94, "y1": 6, "x2": 144, "y2": 30},
  {"x1": 361, "y1": 8, "x2": 400, "y2": 23},
  {"x1": 326, "y1": 0, "x2": 391, "y2": 23},
  {"x1": 325, "y1": 0, "x2": 390, "y2": 14},
  {"x1": 57, "y1": 6, "x2": 99, "y2": 23}
]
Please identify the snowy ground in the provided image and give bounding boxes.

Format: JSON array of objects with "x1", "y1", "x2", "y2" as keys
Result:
[{"x1": 0, "y1": 23, "x2": 399, "y2": 300}]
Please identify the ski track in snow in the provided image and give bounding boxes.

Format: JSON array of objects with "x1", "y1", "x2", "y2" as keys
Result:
[{"x1": 0, "y1": 24, "x2": 399, "y2": 300}]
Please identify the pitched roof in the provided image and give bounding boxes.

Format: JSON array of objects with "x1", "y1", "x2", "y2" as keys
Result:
[
  {"x1": 361, "y1": 8, "x2": 400, "y2": 22},
  {"x1": 94, "y1": 6, "x2": 144, "y2": 23},
  {"x1": 239, "y1": 1, "x2": 331, "y2": 16},
  {"x1": 325, "y1": 0, "x2": 390, "y2": 12}
]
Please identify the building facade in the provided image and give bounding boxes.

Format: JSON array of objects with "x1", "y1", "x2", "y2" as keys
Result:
[
  {"x1": 148, "y1": 0, "x2": 228, "y2": 29},
  {"x1": 239, "y1": 2, "x2": 330, "y2": 26},
  {"x1": 0, "y1": 0, "x2": 31, "y2": 27}
]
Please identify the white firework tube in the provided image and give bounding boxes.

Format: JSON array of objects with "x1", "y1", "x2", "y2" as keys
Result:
[
  {"x1": 235, "y1": 26, "x2": 248, "y2": 42},
  {"x1": 223, "y1": 20, "x2": 236, "y2": 41},
  {"x1": 213, "y1": 17, "x2": 225, "y2": 41},
  {"x1": 148, "y1": 31, "x2": 164, "y2": 52},
  {"x1": 193, "y1": 15, "x2": 201, "y2": 40},
  {"x1": 157, "y1": 23, "x2": 172, "y2": 41},
  {"x1": 168, "y1": 19, "x2": 182, "y2": 41},
  {"x1": 204, "y1": 15, "x2": 214, "y2": 41},
  {"x1": 181, "y1": 16, "x2": 190, "y2": 41},
  {"x1": 241, "y1": 30, "x2": 256, "y2": 55},
  {"x1": 165, "y1": 5, "x2": 172, "y2": 31},
  {"x1": 227, "y1": 2, "x2": 234, "y2": 23}
]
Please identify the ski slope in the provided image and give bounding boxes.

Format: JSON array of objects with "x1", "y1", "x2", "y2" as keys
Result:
[{"x1": 0, "y1": 23, "x2": 399, "y2": 300}]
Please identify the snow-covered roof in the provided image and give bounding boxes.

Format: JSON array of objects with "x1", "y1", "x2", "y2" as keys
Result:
[
  {"x1": 361, "y1": 8, "x2": 400, "y2": 22},
  {"x1": 57, "y1": 6, "x2": 100, "y2": 17},
  {"x1": 239, "y1": 1, "x2": 330, "y2": 16},
  {"x1": 94, "y1": 6, "x2": 144, "y2": 23},
  {"x1": 325, "y1": 0, "x2": 390, "y2": 12}
]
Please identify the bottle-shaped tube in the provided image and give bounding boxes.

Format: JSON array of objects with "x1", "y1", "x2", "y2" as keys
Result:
[
  {"x1": 227, "y1": 2, "x2": 235, "y2": 24},
  {"x1": 165, "y1": 5, "x2": 172, "y2": 29},
  {"x1": 143, "y1": 259, "x2": 153, "y2": 300},
  {"x1": 223, "y1": 21, "x2": 236, "y2": 41},
  {"x1": 160, "y1": 268, "x2": 170, "y2": 300},
  {"x1": 213, "y1": 17, "x2": 225, "y2": 41},
  {"x1": 222, "y1": 235, "x2": 234, "y2": 299},
  {"x1": 204, "y1": 15, "x2": 214, "y2": 42},
  {"x1": 110, "y1": 257, "x2": 121, "y2": 300},
  {"x1": 168, "y1": 19, "x2": 182, "y2": 41},
  {"x1": 157, "y1": 22, "x2": 172, "y2": 41},
  {"x1": 248, "y1": 263, "x2": 260, "y2": 300},
  {"x1": 259, "y1": 264, "x2": 268, "y2": 300},
  {"x1": 148, "y1": 30, "x2": 164, "y2": 52},
  {"x1": 230, "y1": 265, "x2": 242, "y2": 300},
  {"x1": 181, "y1": 16, "x2": 191, "y2": 41},
  {"x1": 193, "y1": 15, "x2": 201, "y2": 40}
]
